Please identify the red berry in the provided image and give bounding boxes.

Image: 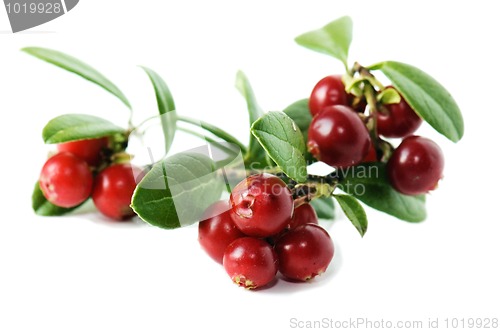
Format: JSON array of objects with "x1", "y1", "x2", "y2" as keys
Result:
[
  {"x1": 309, "y1": 75, "x2": 348, "y2": 116},
  {"x1": 377, "y1": 89, "x2": 422, "y2": 138},
  {"x1": 57, "y1": 137, "x2": 108, "y2": 166},
  {"x1": 387, "y1": 136, "x2": 444, "y2": 195},
  {"x1": 223, "y1": 237, "x2": 278, "y2": 289},
  {"x1": 39, "y1": 152, "x2": 93, "y2": 208},
  {"x1": 288, "y1": 204, "x2": 318, "y2": 229},
  {"x1": 275, "y1": 224, "x2": 334, "y2": 281},
  {"x1": 362, "y1": 143, "x2": 378, "y2": 163},
  {"x1": 198, "y1": 201, "x2": 245, "y2": 264},
  {"x1": 92, "y1": 163, "x2": 143, "y2": 220},
  {"x1": 307, "y1": 105, "x2": 371, "y2": 168},
  {"x1": 230, "y1": 173, "x2": 293, "y2": 237}
]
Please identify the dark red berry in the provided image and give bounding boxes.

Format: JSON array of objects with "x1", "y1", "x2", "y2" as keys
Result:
[
  {"x1": 198, "y1": 201, "x2": 245, "y2": 264},
  {"x1": 230, "y1": 173, "x2": 293, "y2": 237},
  {"x1": 92, "y1": 163, "x2": 143, "y2": 220},
  {"x1": 377, "y1": 89, "x2": 422, "y2": 138},
  {"x1": 362, "y1": 143, "x2": 378, "y2": 163},
  {"x1": 309, "y1": 75, "x2": 348, "y2": 116},
  {"x1": 307, "y1": 105, "x2": 371, "y2": 168},
  {"x1": 275, "y1": 224, "x2": 334, "y2": 281},
  {"x1": 57, "y1": 137, "x2": 108, "y2": 166},
  {"x1": 223, "y1": 237, "x2": 278, "y2": 289},
  {"x1": 288, "y1": 204, "x2": 318, "y2": 229},
  {"x1": 387, "y1": 136, "x2": 444, "y2": 195},
  {"x1": 39, "y1": 152, "x2": 93, "y2": 208}
]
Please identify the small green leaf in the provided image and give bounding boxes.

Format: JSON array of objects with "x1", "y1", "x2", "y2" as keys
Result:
[
  {"x1": 282, "y1": 99, "x2": 311, "y2": 141},
  {"x1": 338, "y1": 163, "x2": 426, "y2": 222},
  {"x1": 22, "y1": 47, "x2": 131, "y2": 109},
  {"x1": 140, "y1": 66, "x2": 177, "y2": 155},
  {"x1": 42, "y1": 114, "x2": 126, "y2": 144},
  {"x1": 377, "y1": 87, "x2": 401, "y2": 105},
  {"x1": 310, "y1": 196, "x2": 335, "y2": 220},
  {"x1": 371, "y1": 61, "x2": 464, "y2": 142},
  {"x1": 131, "y1": 152, "x2": 224, "y2": 229},
  {"x1": 32, "y1": 183, "x2": 83, "y2": 216},
  {"x1": 235, "y1": 71, "x2": 268, "y2": 166},
  {"x1": 295, "y1": 16, "x2": 353, "y2": 69},
  {"x1": 334, "y1": 194, "x2": 368, "y2": 237},
  {"x1": 251, "y1": 112, "x2": 307, "y2": 183}
]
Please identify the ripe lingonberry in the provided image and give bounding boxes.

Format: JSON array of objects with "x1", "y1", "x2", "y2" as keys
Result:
[
  {"x1": 92, "y1": 163, "x2": 143, "y2": 220},
  {"x1": 387, "y1": 136, "x2": 444, "y2": 195},
  {"x1": 57, "y1": 137, "x2": 108, "y2": 166},
  {"x1": 309, "y1": 75, "x2": 348, "y2": 116},
  {"x1": 229, "y1": 173, "x2": 293, "y2": 237},
  {"x1": 377, "y1": 89, "x2": 422, "y2": 138},
  {"x1": 307, "y1": 105, "x2": 371, "y2": 168},
  {"x1": 198, "y1": 200, "x2": 245, "y2": 264},
  {"x1": 223, "y1": 237, "x2": 278, "y2": 289},
  {"x1": 39, "y1": 152, "x2": 93, "y2": 208},
  {"x1": 288, "y1": 203, "x2": 318, "y2": 229},
  {"x1": 275, "y1": 224, "x2": 334, "y2": 281}
]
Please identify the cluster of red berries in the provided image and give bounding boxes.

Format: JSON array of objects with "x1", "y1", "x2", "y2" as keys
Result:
[
  {"x1": 198, "y1": 173, "x2": 334, "y2": 289},
  {"x1": 38, "y1": 137, "x2": 142, "y2": 220},
  {"x1": 307, "y1": 75, "x2": 444, "y2": 195}
]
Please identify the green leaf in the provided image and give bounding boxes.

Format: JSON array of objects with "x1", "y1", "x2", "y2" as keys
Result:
[
  {"x1": 32, "y1": 183, "x2": 83, "y2": 216},
  {"x1": 295, "y1": 16, "x2": 353, "y2": 69},
  {"x1": 283, "y1": 99, "x2": 311, "y2": 141},
  {"x1": 22, "y1": 47, "x2": 131, "y2": 109},
  {"x1": 140, "y1": 66, "x2": 177, "y2": 155},
  {"x1": 42, "y1": 114, "x2": 126, "y2": 144},
  {"x1": 251, "y1": 112, "x2": 307, "y2": 183},
  {"x1": 334, "y1": 194, "x2": 368, "y2": 237},
  {"x1": 131, "y1": 152, "x2": 224, "y2": 229},
  {"x1": 338, "y1": 163, "x2": 426, "y2": 222},
  {"x1": 310, "y1": 196, "x2": 335, "y2": 220},
  {"x1": 377, "y1": 87, "x2": 401, "y2": 105},
  {"x1": 235, "y1": 71, "x2": 268, "y2": 166},
  {"x1": 371, "y1": 61, "x2": 464, "y2": 142}
]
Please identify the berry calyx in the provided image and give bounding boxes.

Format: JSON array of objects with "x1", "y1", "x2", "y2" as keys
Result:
[
  {"x1": 57, "y1": 137, "x2": 108, "y2": 166},
  {"x1": 198, "y1": 201, "x2": 245, "y2": 264},
  {"x1": 377, "y1": 89, "x2": 422, "y2": 138},
  {"x1": 387, "y1": 136, "x2": 444, "y2": 195},
  {"x1": 223, "y1": 237, "x2": 278, "y2": 289},
  {"x1": 307, "y1": 105, "x2": 371, "y2": 168},
  {"x1": 229, "y1": 173, "x2": 293, "y2": 237},
  {"x1": 275, "y1": 224, "x2": 334, "y2": 281},
  {"x1": 39, "y1": 152, "x2": 93, "y2": 208},
  {"x1": 92, "y1": 163, "x2": 143, "y2": 220},
  {"x1": 309, "y1": 75, "x2": 348, "y2": 116}
]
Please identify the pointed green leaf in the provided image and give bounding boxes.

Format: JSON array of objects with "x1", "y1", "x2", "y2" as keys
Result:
[
  {"x1": 334, "y1": 194, "x2": 368, "y2": 237},
  {"x1": 32, "y1": 183, "x2": 83, "y2": 216},
  {"x1": 338, "y1": 163, "x2": 426, "y2": 222},
  {"x1": 22, "y1": 47, "x2": 131, "y2": 109},
  {"x1": 371, "y1": 61, "x2": 464, "y2": 142},
  {"x1": 310, "y1": 196, "x2": 335, "y2": 220},
  {"x1": 377, "y1": 87, "x2": 401, "y2": 105},
  {"x1": 42, "y1": 114, "x2": 126, "y2": 144},
  {"x1": 140, "y1": 66, "x2": 177, "y2": 155},
  {"x1": 295, "y1": 16, "x2": 353, "y2": 68},
  {"x1": 131, "y1": 152, "x2": 224, "y2": 229},
  {"x1": 251, "y1": 112, "x2": 307, "y2": 183}
]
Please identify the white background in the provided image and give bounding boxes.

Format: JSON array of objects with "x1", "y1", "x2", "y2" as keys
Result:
[{"x1": 1, "y1": 1, "x2": 499, "y2": 331}]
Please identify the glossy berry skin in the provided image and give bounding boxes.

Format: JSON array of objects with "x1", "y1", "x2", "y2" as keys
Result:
[
  {"x1": 387, "y1": 136, "x2": 444, "y2": 195},
  {"x1": 223, "y1": 237, "x2": 278, "y2": 289},
  {"x1": 309, "y1": 75, "x2": 348, "y2": 116},
  {"x1": 377, "y1": 91, "x2": 422, "y2": 138},
  {"x1": 198, "y1": 201, "x2": 245, "y2": 264},
  {"x1": 362, "y1": 143, "x2": 378, "y2": 163},
  {"x1": 230, "y1": 173, "x2": 293, "y2": 237},
  {"x1": 92, "y1": 163, "x2": 143, "y2": 220},
  {"x1": 39, "y1": 152, "x2": 93, "y2": 208},
  {"x1": 57, "y1": 137, "x2": 108, "y2": 166},
  {"x1": 275, "y1": 224, "x2": 334, "y2": 281},
  {"x1": 288, "y1": 204, "x2": 318, "y2": 229},
  {"x1": 307, "y1": 105, "x2": 371, "y2": 168}
]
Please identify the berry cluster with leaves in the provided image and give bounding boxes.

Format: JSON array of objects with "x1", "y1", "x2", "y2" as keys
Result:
[{"x1": 30, "y1": 16, "x2": 463, "y2": 289}]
